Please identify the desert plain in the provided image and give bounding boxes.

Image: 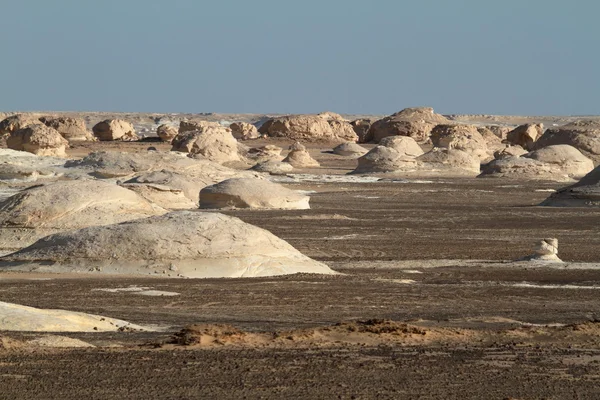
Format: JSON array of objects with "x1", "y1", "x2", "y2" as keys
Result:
[{"x1": 1, "y1": 109, "x2": 600, "y2": 399}]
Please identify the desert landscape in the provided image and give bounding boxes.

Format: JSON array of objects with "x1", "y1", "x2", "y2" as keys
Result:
[{"x1": 1, "y1": 108, "x2": 600, "y2": 399}]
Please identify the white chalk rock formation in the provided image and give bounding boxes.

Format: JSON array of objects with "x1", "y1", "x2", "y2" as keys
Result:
[
  {"x1": 282, "y1": 142, "x2": 320, "y2": 168},
  {"x1": 0, "y1": 180, "x2": 166, "y2": 253},
  {"x1": 0, "y1": 114, "x2": 40, "y2": 137},
  {"x1": 506, "y1": 123, "x2": 544, "y2": 150},
  {"x1": 534, "y1": 120, "x2": 600, "y2": 163},
  {"x1": 0, "y1": 301, "x2": 148, "y2": 332},
  {"x1": 200, "y1": 177, "x2": 309, "y2": 210},
  {"x1": 230, "y1": 122, "x2": 259, "y2": 140},
  {"x1": 378, "y1": 136, "x2": 424, "y2": 157},
  {"x1": 251, "y1": 161, "x2": 294, "y2": 175},
  {"x1": 332, "y1": 142, "x2": 368, "y2": 157},
  {"x1": 522, "y1": 238, "x2": 562, "y2": 262},
  {"x1": 92, "y1": 119, "x2": 138, "y2": 141},
  {"x1": 246, "y1": 145, "x2": 284, "y2": 162},
  {"x1": 0, "y1": 149, "x2": 66, "y2": 181},
  {"x1": 352, "y1": 146, "x2": 418, "y2": 173},
  {"x1": 171, "y1": 125, "x2": 241, "y2": 163},
  {"x1": 430, "y1": 124, "x2": 490, "y2": 161},
  {"x1": 258, "y1": 113, "x2": 357, "y2": 142},
  {"x1": 367, "y1": 107, "x2": 450, "y2": 143},
  {"x1": 156, "y1": 124, "x2": 178, "y2": 143},
  {"x1": 0, "y1": 211, "x2": 335, "y2": 278},
  {"x1": 39, "y1": 117, "x2": 95, "y2": 142},
  {"x1": 6, "y1": 124, "x2": 69, "y2": 157}
]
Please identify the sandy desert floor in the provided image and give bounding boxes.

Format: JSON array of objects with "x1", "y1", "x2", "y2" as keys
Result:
[{"x1": 2, "y1": 134, "x2": 600, "y2": 399}]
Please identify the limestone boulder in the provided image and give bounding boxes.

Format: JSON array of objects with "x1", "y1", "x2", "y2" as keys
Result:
[
  {"x1": 200, "y1": 177, "x2": 309, "y2": 210},
  {"x1": 0, "y1": 180, "x2": 166, "y2": 253},
  {"x1": 493, "y1": 145, "x2": 528, "y2": 160},
  {"x1": 258, "y1": 114, "x2": 357, "y2": 142},
  {"x1": 39, "y1": 117, "x2": 94, "y2": 142},
  {"x1": 352, "y1": 146, "x2": 418, "y2": 174},
  {"x1": 6, "y1": 124, "x2": 69, "y2": 157},
  {"x1": 479, "y1": 157, "x2": 567, "y2": 181},
  {"x1": 534, "y1": 120, "x2": 600, "y2": 163},
  {"x1": 332, "y1": 142, "x2": 368, "y2": 157},
  {"x1": 367, "y1": 107, "x2": 450, "y2": 143},
  {"x1": 430, "y1": 124, "x2": 489, "y2": 161},
  {"x1": 156, "y1": 124, "x2": 178, "y2": 143},
  {"x1": 0, "y1": 211, "x2": 335, "y2": 278},
  {"x1": 229, "y1": 122, "x2": 259, "y2": 140},
  {"x1": 523, "y1": 145, "x2": 593, "y2": 178},
  {"x1": 171, "y1": 126, "x2": 241, "y2": 163},
  {"x1": 485, "y1": 125, "x2": 512, "y2": 140},
  {"x1": 0, "y1": 114, "x2": 40, "y2": 137},
  {"x1": 92, "y1": 119, "x2": 138, "y2": 141},
  {"x1": 506, "y1": 123, "x2": 543, "y2": 150},
  {"x1": 282, "y1": 142, "x2": 320, "y2": 168},
  {"x1": 378, "y1": 136, "x2": 424, "y2": 157},
  {"x1": 416, "y1": 148, "x2": 481, "y2": 175}
]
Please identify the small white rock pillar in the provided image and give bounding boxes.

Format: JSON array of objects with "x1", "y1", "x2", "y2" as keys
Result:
[{"x1": 531, "y1": 238, "x2": 562, "y2": 262}]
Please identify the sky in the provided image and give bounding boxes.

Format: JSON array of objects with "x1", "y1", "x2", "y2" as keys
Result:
[{"x1": 1, "y1": 0, "x2": 599, "y2": 115}]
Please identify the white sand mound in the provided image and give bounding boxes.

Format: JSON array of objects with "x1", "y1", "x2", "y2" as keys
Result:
[
  {"x1": 0, "y1": 301, "x2": 148, "y2": 332},
  {"x1": 199, "y1": 177, "x2": 310, "y2": 210},
  {"x1": 0, "y1": 211, "x2": 335, "y2": 278},
  {"x1": 0, "y1": 180, "x2": 166, "y2": 252}
]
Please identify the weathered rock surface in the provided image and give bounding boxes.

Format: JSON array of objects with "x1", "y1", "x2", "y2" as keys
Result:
[
  {"x1": 534, "y1": 120, "x2": 600, "y2": 163},
  {"x1": 6, "y1": 124, "x2": 69, "y2": 157},
  {"x1": 0, "y1": 149, "x2": 66, "y2": 181},
  {"x1": 246, "y1": 145, "x2": 283, "y2": 162},
  {"x1": 1, "y1": 211, "x2": 335, "y2": 278},
  {"x1": 200, "y1": 178, "x2": 309, "y2": 210},
  {"x1": 350, "y1": 119, "x2": 376, "y2": 143},
  {"x1": 92, "y1": 119, "x2": 138, "y2": 141},
  {"x1": 416, "y1": 148, "x2": 481, "y2": 175},
  {"x1": 0, "y1": 114, "x2": 40, "y2": 137},
  {"x1": 230, "y1": 122, "x2": 259, "y2": 140},
  {"x1": 378, "y1": 136, "x2": 424, "y2": 157},
  {"x1": 430, "y1": 124, "x2": 489, "y2": 160},
  {"x1": 523, "y1": 145, "x2": 593, "y2": 178},
  {"x1": 352, "y1": 146, "x2": 418, "y2": 174},
  {"x1": 178, "y1": 120, "x2": 221, "y2": 134},
  {"x1": 39, "y1": 117, "x2": 94, "y2": 142},
  {"x1": 493, "y1": 145, "x2": 528, "y2": 160},
  {"x1": 506, "y1": 123, "x2": 543, "y2": 150},
  {"x1": 540, "y1": 165, "x2": 600, "y2": 207},
  {"x1": 0, "y1": 180, "x2": 166, "y2": 253},
  {"x1": 522, "y1": 238, "x2": 562, "y2": 262},
  {"x1": 156, "y1": 124, "x2": 178, "y2": 143},
  {"x1": 258, "y1": 114, "x2": 357, "y2": 142},
  {"x1": 171, "y1": 125, "x2": 241, "y2": 163},
  {"x1": 367, "y1": 107, "x2": 450, "y2": 143}
]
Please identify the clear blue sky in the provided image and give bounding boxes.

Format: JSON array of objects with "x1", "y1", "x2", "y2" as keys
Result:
[{"x1": 1, "y1": 0, "x2": 598, "y2": 115}]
